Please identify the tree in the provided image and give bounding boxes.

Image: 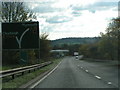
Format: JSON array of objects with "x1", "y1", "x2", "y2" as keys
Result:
[
  {"x1": 1, "y1": 2, "x2": 36, "y2": 22},
  {"x1": 97, "y1": 17, "x2": 119, "y2": 60},
  {"x1": 79, "y1": 44, "x2": 97, "y2": 58},
  {"x1": 40, "y1": 33, "x2": 51, "y2": 61},
  {"x1": 78, "y1": 17, "x2": 119, "y2": 60},
  {"x1": 106, "y1": 17, "x2": 120, "y2": 38},
  {"x1": 2, "y1": 2, "x2": 37, "y2": 65}
]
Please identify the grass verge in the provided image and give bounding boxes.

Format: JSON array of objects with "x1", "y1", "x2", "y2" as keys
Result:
[{"x1": 2, "y1": 58, "x2": 62, "y2": 88}]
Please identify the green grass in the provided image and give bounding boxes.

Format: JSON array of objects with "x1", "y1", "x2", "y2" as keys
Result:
[{"x1": 2, "y1": 58, "x2": 62, "y2": 88}]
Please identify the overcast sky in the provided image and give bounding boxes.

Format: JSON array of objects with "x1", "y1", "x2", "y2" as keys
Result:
[{"x1": 28, "y1": 0, "x2": 119, "y2": 40}]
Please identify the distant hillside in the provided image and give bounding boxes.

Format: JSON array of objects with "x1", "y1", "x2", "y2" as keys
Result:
[{"x1": 51, "y1": 37, "x2": 101, "y2": 46}]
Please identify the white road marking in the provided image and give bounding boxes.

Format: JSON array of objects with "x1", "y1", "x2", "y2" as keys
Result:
[
  {"x1": 95, "y1": 75, "x2": 101, "y2": 79},
  {"x1": 77, "y1": 65, "x2": 79, "y2": 66},
  {"x1": 30, "y1": 61, "x2": 62, "y2": 88},
  {"x1": 108, "y1": 82, "x2": 112, "y2": 85},
  {"x1": 79, "y1": 66, "x2": 115, "y2": 87},
  {"x1": 85, "y1": 70, "x2": 88, "y2": 72}
]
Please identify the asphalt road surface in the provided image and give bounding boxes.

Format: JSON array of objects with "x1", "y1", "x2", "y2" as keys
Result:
[{"x1": 35, "y1": 56, "x2": 119, "y2": 88}]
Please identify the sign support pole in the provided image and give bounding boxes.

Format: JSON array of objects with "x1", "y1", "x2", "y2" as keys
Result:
[{"x1": 16, "y1": 28, "x2": 30, "y2": 64}]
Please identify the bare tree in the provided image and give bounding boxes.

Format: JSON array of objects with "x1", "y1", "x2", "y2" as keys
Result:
[{"x1": 1, "y1": 2, "x2": 36, "y2": 22}]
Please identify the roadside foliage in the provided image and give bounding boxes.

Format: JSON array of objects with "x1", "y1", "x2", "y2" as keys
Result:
[
  {"x1": 2, "y1": 2, "x2": 51, "y2": 66},
  {"x1": 79, "y1": 17, "x2": 119, "y2": 60}
]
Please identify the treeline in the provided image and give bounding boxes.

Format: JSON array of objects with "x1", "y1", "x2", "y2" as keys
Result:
[
  {"x1": 80, "y1": 17, "x2": 119, "y2": 60},
  {"x1": 52, "y1": 17, "x2": 119, "y2": 60},
  {"x1": 51, "y1": 37, "x2": 100, "y2": 46},
  {"x1": 52, "y1": 44, "x2": 81, "y2": 56}
]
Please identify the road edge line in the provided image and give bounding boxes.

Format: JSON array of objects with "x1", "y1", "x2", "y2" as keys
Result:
[{"x1": 30, "y1": 61, "x2": 61, "y2": 88}]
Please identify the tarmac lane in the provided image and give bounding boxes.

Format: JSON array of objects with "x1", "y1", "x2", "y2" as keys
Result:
[{"x1": 34, "y1": 57, "x2": 118, "y2": 88}]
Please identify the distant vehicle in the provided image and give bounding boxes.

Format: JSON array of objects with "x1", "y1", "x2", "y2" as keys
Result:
[
  {"x1": 75, "y1": 56, "x2": 79, "y2": 60},
  {"x1": 74, "y1": 52, "x2": 79, "y2": 56},
  {"x1": 74, "y1": 52, "x2": 79, "y2": 60}
]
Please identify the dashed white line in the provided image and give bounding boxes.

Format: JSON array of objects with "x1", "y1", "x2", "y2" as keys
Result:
[
  {"x1": 30, "y1": 61, "x2": 61, "y2": 88},
  {"x1": 79, "y1": 66, "x2": 116, "y2": 87},
  {"x1": 85, "y1": 70, "x2": 89, "y2": 72},
  {"x1": 95, "y1": 75, "x2": 101, "y2": 79},
  {"x1": 108, "y1": 82, "x2": 112, "y2": 85}
]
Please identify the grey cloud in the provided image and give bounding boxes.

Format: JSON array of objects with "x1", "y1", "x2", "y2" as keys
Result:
[
  {"x1": 33, "y1": 6, "x2": 62, "y2": 13},
  {"x1": 72, "y1": 11, "x2": 82, "y2": 17},
  {"x1": 41, "y1": 26, "x2": 54, "y2": 32},
  {"x1": 95, "y1": 2, "x2": 117, "y2": 7},
  {"x1": 71, "y1": 2, "x2": 118, "y2": 14},
  {"x1": 46, "y1": 15, "x2": 72, "y2": 24},
  {"x1": 31, "y1": 2, "x2": 63, "y2": 13}
]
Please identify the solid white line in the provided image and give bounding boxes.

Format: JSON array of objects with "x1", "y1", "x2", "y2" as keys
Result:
[
  {"x1": 95, "y1": 75, "x2": 101, "y2": 79},
  {"x1": 77, "y1": 65, "x2": 79, "y2": 66},
  {"x1": 30, "y1": 61, "x2": 61, "y2": 88}
]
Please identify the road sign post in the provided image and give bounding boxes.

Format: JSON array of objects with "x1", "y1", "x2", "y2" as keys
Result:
[
  {"x1": 20, "y1": 50, "x2": 28, "y2": 64},
  {"x1": 2, "y1": 22, "x2": 39, "y2": 64}
]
